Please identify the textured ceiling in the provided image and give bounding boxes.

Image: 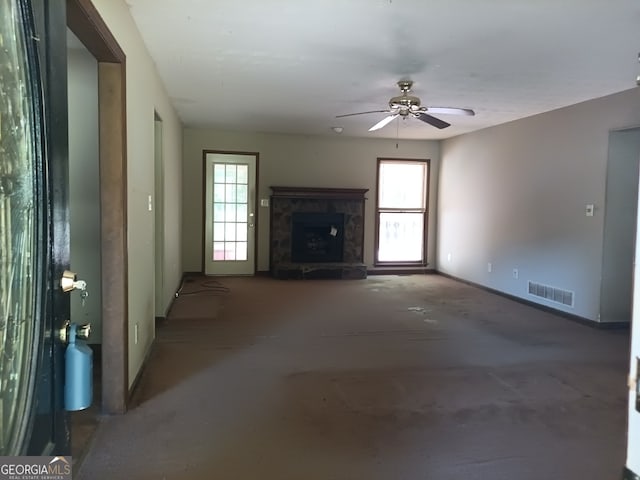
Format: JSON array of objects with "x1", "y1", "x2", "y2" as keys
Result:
[{"x1": 124, "y1": 0, "x2": 640, "y2": 140}]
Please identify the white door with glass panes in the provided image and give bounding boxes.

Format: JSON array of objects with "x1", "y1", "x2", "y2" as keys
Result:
[{"x1": 204, "y1": 153, "x2": 257, "y2": 275}]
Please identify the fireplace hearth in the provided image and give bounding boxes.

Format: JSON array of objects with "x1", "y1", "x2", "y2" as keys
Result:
[{"x1": 270, "y1": 187, "x2": 368, "y2": 279}]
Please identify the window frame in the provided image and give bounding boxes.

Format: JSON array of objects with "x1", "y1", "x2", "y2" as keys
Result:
[{"x1": 374, "y1": 158, "x2": 430, "y2": 267}]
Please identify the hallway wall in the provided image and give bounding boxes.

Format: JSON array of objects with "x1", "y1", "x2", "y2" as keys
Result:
[
  {"x1": 91, "y1": 0, "x2": 183, "y2": 387},
  {"x1": 182, "y1": 130, "x2": 440, "y2": 271},
  {"x1": 439, "y1": 87, "x2": 640, "y2": 322}
]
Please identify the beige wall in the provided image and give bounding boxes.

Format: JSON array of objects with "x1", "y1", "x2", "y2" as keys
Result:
[
  {"x1": 183, "y1": 130, "x2": 440, "y2": 272},
  {"x1": 439, "y1": 87, "x2": 640, "y2": 321},
  {"x1": 93, "y1": 0, "x2": 183, "y2": 387}
]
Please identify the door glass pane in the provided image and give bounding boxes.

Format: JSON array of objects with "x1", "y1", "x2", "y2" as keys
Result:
[
  {"x1": 237, "y1": 165, "x2": 248, "y2": 184},
  {"x1": 210, "y1": 161, "x2": 250, "y2": 261},
  {"x1": 225, "y1": 184, "x2": 236, "y2": 203},
  {"x1": 225, "y1": 203, "x2": 236, "y2": 222},
  {"x1": 214, "y1": 203, "x2": 225, "y2": 221},
  {"x1": 236, "y1": 184, "x2": 247, "y2": 203},
  {"x1": 225, "y1": 243, "x2": 236, "y2": 260},
  {"x1": 213, "y1": 164, "x2": 226, "y2": 183},
  {"x1": 237, "y1": 204, "x2": 247, "y2": 222},
  {"x1": 213, "y1": 222, "x2": 225, "y2": 241},
  {"x1": 213, "y1": 183, "x2": 225, "y2": 203},
  {"x1": 225, "y1": 223, "x2": 236, "y2": 241},
  {"x1": 225, "y1": 165, "x2": 236, "y2": 183},
  {"x1": 378, "y1": 213, "x2": 424, "y2": 262},
  {"x1": 0, "y1": 0, "x2": 42, "y2": 454},
  {"x1": 213, "y1": 242, "x2": 225, "y2": 260},
  {"x1": 237, "y1": 224, "x2": 248, "y2": 241},
  {"x1": 236, "y1": 242, "x2": 248, "y2": 261}
]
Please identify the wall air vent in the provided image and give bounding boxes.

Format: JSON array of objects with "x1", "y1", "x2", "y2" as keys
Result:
[{"x1": 528, "y1": 281, "x2": 574, "y2": 307}]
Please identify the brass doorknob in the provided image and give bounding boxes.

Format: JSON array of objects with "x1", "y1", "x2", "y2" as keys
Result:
[
  {"x1": 76, "y1": 323, "x2": 91, "y2": 341},
  {"x1": 61, "y1": 270, "x2": 87, "y2": 293},
  {"x1": 58, "y1": 321, "x2": 91, "y2": 344},
  {"x1": 58, "y1": 320, "x2": 70, "y2": 344}
]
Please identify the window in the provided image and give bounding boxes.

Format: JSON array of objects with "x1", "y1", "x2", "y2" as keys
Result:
[{"x1": 375, "y1": 159, "x2": 429, "y2": 265}]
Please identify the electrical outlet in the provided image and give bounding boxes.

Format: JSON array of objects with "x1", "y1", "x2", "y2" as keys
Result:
[
  {"x1": 487, "y1": 262, "x2": 492, "y2": 273},
  {"x1": 512, "y1": 268, "x2": 519, "y2": 279},
  {"x1": 148, "y1": 195, "x2": 153, "y2": 212}
]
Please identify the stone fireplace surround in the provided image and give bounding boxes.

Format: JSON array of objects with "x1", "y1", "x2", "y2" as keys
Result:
[{"x1": 270, "y1": 186, "x2": 368, "y2": 279}]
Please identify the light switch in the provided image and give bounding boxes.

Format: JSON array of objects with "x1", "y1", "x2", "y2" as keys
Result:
[
  {"x1": 585, "y1": 204, "x2": 594, "y2": 217},
  {"x1": 260, "y1": 198, "x2": 269, "y2": 207},
  {"x1": 148, "y1": 195, "x2": 153, "y2": 212}
]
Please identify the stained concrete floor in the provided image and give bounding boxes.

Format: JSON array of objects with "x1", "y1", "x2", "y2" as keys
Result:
[{"x1": 76, "y1": 274, "x2": 630, "y2": 480}]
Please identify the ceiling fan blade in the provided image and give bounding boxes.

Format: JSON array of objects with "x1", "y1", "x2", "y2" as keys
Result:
[
  {"x1": 336, "y1": 109, "x2": 391, "y2": 118},
  {"x1": 369, "y1": 114, "x2": 399, "y2": 131},
  {"x1": 425, "y1": 107, "x2": 475, "y2": 116},
  {"x1": 418, "y1": 113, "x2": 450, "y2": 129}
]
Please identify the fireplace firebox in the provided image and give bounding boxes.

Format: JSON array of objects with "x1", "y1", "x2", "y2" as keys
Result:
[{"x1": 291, "y1": 212, "x2": 344, "y2": 263}]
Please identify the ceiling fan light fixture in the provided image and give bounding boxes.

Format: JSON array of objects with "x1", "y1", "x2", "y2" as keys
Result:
[{"x1": 389, "y1": 94, "x2": 421, "y2": 110}]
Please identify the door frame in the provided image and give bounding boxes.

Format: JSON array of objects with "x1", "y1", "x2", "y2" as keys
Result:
[
  {"x1": 154, "y1": 113, "x2": 165, "y2": 318},
  {"x1": 201, "y1": 150, "x2": 260, "y2": 275},
  {"x1": 66, "y1": 0, "x2": 128, "y2": 414}
]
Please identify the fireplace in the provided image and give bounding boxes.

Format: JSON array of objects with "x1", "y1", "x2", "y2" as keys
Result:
[
  {"x1": 291, "y1": 212, "x2": 344, "y2": 263},
  {"x1": 270, "y1": 187, "x2": 368, "y2": 279}
]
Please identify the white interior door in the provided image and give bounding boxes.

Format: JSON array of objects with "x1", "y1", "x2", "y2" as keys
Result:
[{"x1": 204, "y1": 153, "x2": 256, "y2": 275}]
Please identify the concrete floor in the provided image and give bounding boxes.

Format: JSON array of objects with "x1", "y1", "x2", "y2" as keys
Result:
[{"x1": 76, "y1": 274, "x2": 630, "y2": 480}]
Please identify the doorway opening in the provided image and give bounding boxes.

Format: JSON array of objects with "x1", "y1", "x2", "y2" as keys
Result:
[
  {"x1": 66, "y1": 26, "x2": 102, "y2": 461},
  {"x1": 600, "y1": 126, "x2": 640, "y2": 324},
  {"x1": 66, "y1": 0, "x2": 128, "y2": 461}
]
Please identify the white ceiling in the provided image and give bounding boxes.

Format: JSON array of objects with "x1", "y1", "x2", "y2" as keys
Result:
[{"x1": 124, "y1": 0, "x2": 640, "y2": 140}]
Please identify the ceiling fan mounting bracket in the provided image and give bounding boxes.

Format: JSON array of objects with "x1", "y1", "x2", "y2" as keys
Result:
[
  {"x1": 397, "y1": 80, "x2": 413, "y2": 92},
  {"x1": 389, "y1": 80, "x2": 421, "y2": 111}
]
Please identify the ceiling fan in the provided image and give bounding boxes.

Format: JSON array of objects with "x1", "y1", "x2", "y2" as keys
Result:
[{"x1": 336, "y1": 80, "x2": 475, "y2": 131}]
